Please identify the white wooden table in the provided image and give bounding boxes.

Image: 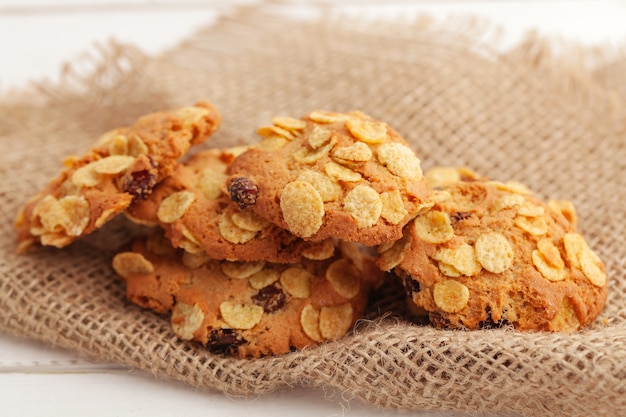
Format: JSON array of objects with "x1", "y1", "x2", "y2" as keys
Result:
[{"x1": 1, "y1": 1, "x2": 624, "y2": 416}]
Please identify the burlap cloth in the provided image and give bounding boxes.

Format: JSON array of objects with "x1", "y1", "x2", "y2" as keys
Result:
[{"x1": 1, "y1": 6, "x2": 625, "y2": 417}]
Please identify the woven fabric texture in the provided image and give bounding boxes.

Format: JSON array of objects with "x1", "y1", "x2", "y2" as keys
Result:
[{"x1": 1, "y1": 7, "x2": 625, "y2": 417}]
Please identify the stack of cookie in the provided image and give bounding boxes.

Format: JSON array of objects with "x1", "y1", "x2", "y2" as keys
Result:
[
  {"x1": 111, "y1": 107, "x2": 428, "y2": 358},
  {"x1": 15, "y1": 102, "x2": 609, "y2": 358}
]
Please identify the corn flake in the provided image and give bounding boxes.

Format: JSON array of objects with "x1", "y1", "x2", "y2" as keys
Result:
[
  {"x1": 300, "y1": 304, "x2": 322, "y2": 341},
  {"x1": 296, "y1": 170, "x2": 343, "y2": 202},
  {"x1": 171, "y1": 302, "x2": 205, "y2": 340},
  {"x1": 380, "y1": 190, "x2": 408, "y2": 225},
  {"x1": 221, "y1": 260, "x2": 266, "y2": 280},
  {"x1": 331, "y1": 141, "x2": 373, "y2": 163},
  {"x1": 324, "y1": 161, "x2": 362, "y2": 182},
  {"x1": 475, "y1": 232, "x2": 514, "y2": 273},
  {"x1": 412, "y1": 210, "x2": 454, "y2": 244},
  {"x1": 376, "y1": 143, "x2": 422, "y2": 179},
  {"x1": 325, "y1": 259, "x2": 361, "y2": 299},
  {"x1": 433, "y1": 280, "x2": 470, "y2": 313},
  {"x1": 219, "y1": 302, "x2": 264, "y2": 330},
  {"x1": 343, "y1": 185, "x2": 382, "y2": 229},
  {"x1": 280, "y1": 181, "x2": 324, "y2": 238},
  {"x1": 112, "y1": 252, "x2": 154, "y2": 278},
  {"x1": 280, "y1": 266, "x2": 313, "y2": 298},
  {"x1": 157, "y1": 191, "x2": 195, "y2": 223},
  {"x1": 319, "y1": 303, "x2": 354, "y2": 340},
  {"x1": 433, "y1": 243, "x2": 482, "y2": 277},
  {"x1": 346, "y1": 119, "x2": 387, "y2": 144}
]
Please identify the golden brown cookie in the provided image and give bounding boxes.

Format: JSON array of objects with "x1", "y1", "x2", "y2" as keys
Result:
[
  {"x1": 112, "y1": 232, "x2": 384, "y2": 358},
  {"x1": 125, "y1": 147, "x2": 334, "y2": 263},
  {"x1": 225, "y1": 110, "x2": 433, "y2": 246},
  {"x1": 378, "y1": 178, "x2": 608, "y2": 332},
  {"x1": 15, "y1": 102, "x2": 221, "y2": 253}
]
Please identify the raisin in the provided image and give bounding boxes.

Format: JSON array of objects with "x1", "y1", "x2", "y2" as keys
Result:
[
  {"x1": 429, "y1": 311, "x2": 451, "y2": 329},
  {"x1": 252, "y1": 284, "x2": 286, "y2": 313},
  {"x1": 207, "y1": 329, "x2": 245, "y2": 354},
  {"x1": 121, "y1": 155, "x2": 158, "y2": 198},
  {"x1": 123, "y1": 170, "x2": 157, "y2": 198},
  {"x1": 478, "y1": 307, "x2": 509, "y2": 329},
  {"x1": 228, "y1": 177, "x2": 259, "y2": 209},
  {"x1": 396, "y1": 269, "x2": 420, "y2": 297},
  {"x1": 450, "y1": 211, "x2": 472, "y2": 225}
]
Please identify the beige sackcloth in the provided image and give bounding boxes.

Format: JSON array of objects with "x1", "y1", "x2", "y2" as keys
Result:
[{"x1": 1, "y1": 6, "x2": 625, "y2": 417}]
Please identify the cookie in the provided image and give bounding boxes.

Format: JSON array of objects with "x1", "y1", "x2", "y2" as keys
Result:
[
  {"x1": 125, "y1": 147, "x2": 335, "y2": 263},
  {"x1": 15, "y1": 101, "x2": 221, "y2": 253},
  {"x1": 225, "y1": 110, "x2": 434, "y2": 246},
  {"x1": 378, "y1": 177, "x2": 608, "y2": 332},
  {"x1": 112, "y1": 231, "x2": 384, "y2": 358}
]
